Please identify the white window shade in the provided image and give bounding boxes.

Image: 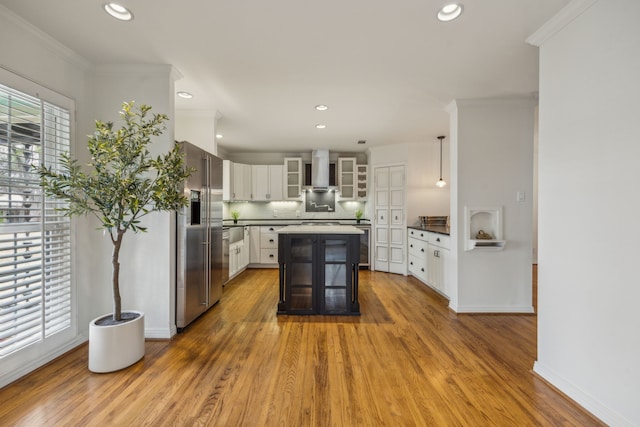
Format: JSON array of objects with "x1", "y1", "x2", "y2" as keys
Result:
[{"x1": 0, "y1": 83, "x2": 72, "y2": 359}]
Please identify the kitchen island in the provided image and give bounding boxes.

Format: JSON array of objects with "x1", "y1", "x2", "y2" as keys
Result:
[{"x1": 277, "y1": 225, "x2": 363, "y2": 315}]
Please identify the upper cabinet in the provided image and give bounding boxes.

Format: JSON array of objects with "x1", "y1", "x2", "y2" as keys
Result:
[
  {"x1": 338, "y1": 157, "x2": 356, "y2": 199},
  {"x1": 223, "y1": 160, "x2": 252, "y2": 201},
  {"x1": 252, "y1": 164, "x2": 284, "y2": 201},
  {"x1": 284, "y1": 157, "x2": 302, "y2": 199}
]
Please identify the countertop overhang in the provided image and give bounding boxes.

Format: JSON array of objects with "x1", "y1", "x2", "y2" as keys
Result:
[
  {"x1": 277, "y1": 225, "x2": 364, "y2": 234},
  {"x1": 407, "y1": 225, "x2": 450, "y2": 236}
]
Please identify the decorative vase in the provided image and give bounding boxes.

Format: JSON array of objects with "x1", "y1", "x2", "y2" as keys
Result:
[{"x1": 88, "y1": 310, "x2": 145, "y2": 373}]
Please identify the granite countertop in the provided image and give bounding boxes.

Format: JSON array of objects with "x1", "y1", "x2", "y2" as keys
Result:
[
  {"x1": 277, "y1": 225, "x2": 364, "y2": 234},
  {"x1": 224, "y1": 219, "x2": 371, "y2": 227},
  {"x1": 408, "y1": 224, "x2": 450, "y2": 236}
]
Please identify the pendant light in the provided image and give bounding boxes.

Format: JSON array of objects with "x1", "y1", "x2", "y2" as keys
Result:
[{"x1": 436, "y1": 135, "x2": 447, "y2": 188}]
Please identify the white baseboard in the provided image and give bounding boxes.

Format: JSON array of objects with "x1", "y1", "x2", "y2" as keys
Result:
[
  {"x1": 454, "y1": 304, "x2": 535, "y2": 314},
  {"x1": 533, "y1": 361, "x2": 634, "y2": 427},
  {"x1": 144, "y1": 327, "x2": 173, "y2": 339},
  {"x1": 0, "y1": 336, "x2": 87, "y2": 389}
]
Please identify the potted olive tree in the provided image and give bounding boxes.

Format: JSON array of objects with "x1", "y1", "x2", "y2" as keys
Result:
[{"x1": 38, "y1": 102, "x2": 191, "y2": 372}]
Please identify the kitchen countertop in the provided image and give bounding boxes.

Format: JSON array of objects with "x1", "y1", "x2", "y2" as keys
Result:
[
  {"x1": 277, "y1": 225, "x2": 364, "y2": 234},
  {"x1": 224, "y1": 219, "x2": 370, "y2": 227},
  {"x1": 408, "y1": 225, "x2": 450, "y2": 236}
]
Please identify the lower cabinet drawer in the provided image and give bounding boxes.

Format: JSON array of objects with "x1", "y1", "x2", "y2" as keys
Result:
[
  {"x1": 408, "y1": 237, "x2": 428, "y2": 257},
  {"x1": 408, "y1": 254, "x2": 427, "y2": 282},
  {"x1": 260, "y1": 233, "x2": 278, "y2": 248},
  {"x1": 428, "y1": 233, "x2": 450, "y2": 249},
  {"x1": 260, "y1": 248, "x2": 278, "y2": 264}
]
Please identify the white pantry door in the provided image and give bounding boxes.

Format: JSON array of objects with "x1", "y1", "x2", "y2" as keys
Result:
[{"x1": 374, "y1": 165, "x2": 406, "y2": 274}]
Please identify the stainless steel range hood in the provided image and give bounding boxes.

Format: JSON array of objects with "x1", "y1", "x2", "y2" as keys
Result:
[{"x1": 311, "y1": 149, "x2": 330, "y2": 190}]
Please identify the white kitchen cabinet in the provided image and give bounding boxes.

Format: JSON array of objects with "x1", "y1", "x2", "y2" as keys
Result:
[
  {"x1": 338, "y1": 157, "x2": 356, "y2": 199},
  {"x1": 373, "y1": 165, "x2": 406, "y2": 274},
  {"x1": 408, "y1": 227, "x2": 450, "y2": 298},
  {"x1": 252, "y1": 164, "x2": 283, "y2": 201},
  {"x1": 246, "y1": 225, "x2": 282, "y2": 266},
  {"x1": 284, "y1": 157, "x2": 302, "y2": 199},
  {"x1": 249, "y1": 226, "x2": 261, "y2": 264},
  {"x1": 229, "y1": 241, "x2": 242, "y2": 278},
  {"x1": 260, "y1": 226, "x2": 280, "y2": 265},
  {"x1": 408, "y1": 234, "x2": 428, "y2": 283},
  {"x1": 241, "y1": 226, "x2": 250, "y2": 269},
  {"x1": 224, "y1": 161, "x2": 252, "y2": 201},
  {"x1": 427, "y1": 233, "x2": 450, "y2": 295},
  {"x1": 235, "y1": 163, "x2": 252, "y2": 201},
  {"x1": 229, "y1": 227, "x2": 251, "y2": 278}
]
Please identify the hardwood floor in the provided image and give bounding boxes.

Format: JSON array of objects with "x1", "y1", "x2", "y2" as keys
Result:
[{"x1": 0, "y1": 268, "x2": 602, "y2": 426}]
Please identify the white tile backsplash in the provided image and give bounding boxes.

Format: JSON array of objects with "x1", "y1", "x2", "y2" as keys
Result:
[{"x1": 224, "y1": 192, "x2": 367, "y2": 221}]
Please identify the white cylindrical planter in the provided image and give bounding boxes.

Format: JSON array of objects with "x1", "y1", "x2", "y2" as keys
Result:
[{"x1": 88, "y1": 310, "x2": 145, "y2": 373}]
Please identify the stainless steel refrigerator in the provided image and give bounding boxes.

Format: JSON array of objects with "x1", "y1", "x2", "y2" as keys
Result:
[{"x1": 176, "y1": 141, "x2": 223, "y2": 331}]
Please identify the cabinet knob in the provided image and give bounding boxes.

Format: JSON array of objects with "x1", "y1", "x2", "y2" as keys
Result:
[
  {"x1": 269, "y1": 254, "x2": 274, "y2": 258},
  {"x1": 269, "y1": 239, "x2": 274, "y2": 243},
  {"x1": 269, "y1": 227, "x2": 274, "y2": 231},
  {"x1": 421, "y1": 248, "x2": 424, "y2": 252},
  {"x1": 410, "y1": 261, "x2": 413, "y2": 265},
  {"x1": 421, "y1": 268, "x2": 424, "y2": 272},
  {"x1": 436, "y1": 237, "x2": 440, "y2": 242},
  {"x1": 410, "y1": 244, "x2": 413, "y2": 248}
]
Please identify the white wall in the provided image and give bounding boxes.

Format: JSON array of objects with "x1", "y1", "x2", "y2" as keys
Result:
[
  {"x1": 175, "y1": 110, "x2": 219, "y2": 155},
  {"x1": 369, "y1": 142, "x2": 450, "y2": 226},
  {"x1": 449, "y1": 97, "x2": 535, "y2": 313},
  {"x1": 530, "y1": 0, "x2": 640, "y2": 425},
  {"x1": 89, "y1": 65, "x2": 179, "y2": 338}
]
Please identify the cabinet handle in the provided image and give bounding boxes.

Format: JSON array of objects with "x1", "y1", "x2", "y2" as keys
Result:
[
  {"x1": 269, "y1": 239, "x2": 274, "y2": 243},
  {"x1": 395, "y1": 216, "x2": 398, "y2": 220},
  {"x1": 269, "y1": 254, "x2": 274, "y2": 258},
  {"x1": 269, "y1": 227, "x2": 274, "y2": 231}
]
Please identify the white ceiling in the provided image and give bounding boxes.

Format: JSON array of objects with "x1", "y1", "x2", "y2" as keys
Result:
[{"x1": 0, "y1": 0, "x2": 569, "y2": 153}]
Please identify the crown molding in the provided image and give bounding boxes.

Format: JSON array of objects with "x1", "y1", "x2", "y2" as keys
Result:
[{"x1": 526, "y1": 0, "x2": 599, "y2": 47}]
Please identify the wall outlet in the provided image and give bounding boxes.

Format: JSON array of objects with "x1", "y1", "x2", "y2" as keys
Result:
[{"x1": 273, "y1": 210, "x2": 278, "y2": 217}]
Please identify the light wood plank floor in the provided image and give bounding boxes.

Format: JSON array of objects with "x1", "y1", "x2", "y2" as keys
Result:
[{"x1": 0, "y1": 268, "x2": 603, "y2": 426}]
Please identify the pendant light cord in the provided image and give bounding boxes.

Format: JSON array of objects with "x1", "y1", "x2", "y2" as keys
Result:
[{"x1": 437, "y1": 135, "x2": 446, "y2": 187}]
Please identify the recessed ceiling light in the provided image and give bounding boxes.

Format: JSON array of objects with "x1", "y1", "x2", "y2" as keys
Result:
[
  {"x1": 104, "y1": 3, "x2": 134, "y2": 21},
  {"x1": 315, "y1": 104, "x2": 328, "y2": 111},
  {"x1": 316, "y1": 124, "x2": 326, "y2": 129},
  {"x1": 177, "y1": 91, "x2": 193, "y2": 99},
  {"x1": 437, "y1": 3, "x2": 463, "y2": 22},
  {"x1": 216, "y1": 134, "x2": 223, "y2": 139}
]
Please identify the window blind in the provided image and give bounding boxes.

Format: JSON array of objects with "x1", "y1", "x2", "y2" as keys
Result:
[{"x1": 0, "y1": 83, "x2": 72, "y2": 358}]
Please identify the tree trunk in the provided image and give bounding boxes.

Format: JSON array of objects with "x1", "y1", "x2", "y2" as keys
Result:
[{"x1": 112, "y1": 229, "x2": 124, "y2": 321}]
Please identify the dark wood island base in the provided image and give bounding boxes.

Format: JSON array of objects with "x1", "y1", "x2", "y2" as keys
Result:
[{"x1": 277, "y1": 225, "x2": 363, "y2": 315}]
